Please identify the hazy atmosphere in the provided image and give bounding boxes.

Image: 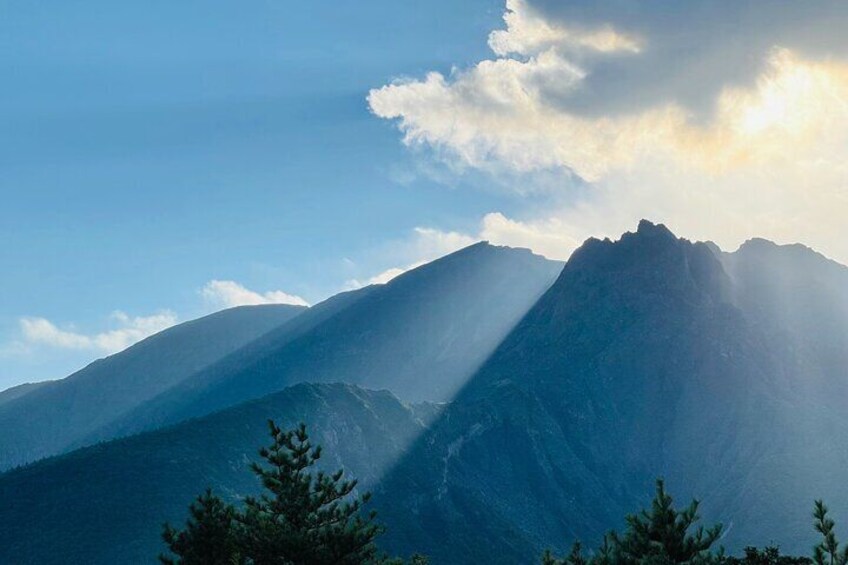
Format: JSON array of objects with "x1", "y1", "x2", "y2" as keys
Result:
[
  {"x1": 3, "y1": 3, "x2": 848, "y2": 564},
  {"x1": 4, "y1": 0, "x2": 848, "y2": 387}
]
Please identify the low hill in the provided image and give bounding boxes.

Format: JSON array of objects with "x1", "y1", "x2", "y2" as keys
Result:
[{"x1": 0, "y1": 383, "x2": 431, "y2": 565}]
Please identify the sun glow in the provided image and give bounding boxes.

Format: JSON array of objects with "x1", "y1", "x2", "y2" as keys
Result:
[
  {"x1": 371, "y1": 40, "x2": 848, "y2": 262},
  {"x1": 727, "y1": 50, "x2": 848, "y2": 139}
]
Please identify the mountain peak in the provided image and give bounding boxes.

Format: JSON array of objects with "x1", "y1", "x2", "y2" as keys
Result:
[
  {"x1": 737, "y1": 237, "x2": 779, "y2": 252},
  {"x1": 634, "y1": 219, "x2": 677, "y2": 239},
  {"x1": 730, "y1": 237, "x2": 847, "y2": 280},
  {"x1": 387, "y1": 240, "x2": 563, "y2": 289},
  {"x1": 550, "y1": 219, "x2": 730, "y2": 311},
  {"x1": 450, "y1": 240, "x2": 555, "y2": 261},
  {"x1": 567, "y1": 220, "x2": 682, "y2": 268},
  {"x1": 736, "y1": 237, "x2": 823, "y2": 258}
]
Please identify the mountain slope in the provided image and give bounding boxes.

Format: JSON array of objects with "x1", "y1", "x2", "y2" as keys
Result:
[
  {"x1": 94, "y1": 242, "x2": 563, "y2": 440},
  {"x1": 0, "y1": 304, "x2": 305, "y2": 470},
  {"x1": 719, "y1": 237, "x2": 848, "y2": 403},
  {"x1": 5, "y1": 224, "x2": 847, "y2": 563},
  {"x1": 0, "y1": 383, "x2": 431, "y2": 565},
  {"x1": 0, "y1": 381, "x2": 50, "y2": 407},
  {"x1": 373, "y1": 221, "x2": 848, "y2": 562}
]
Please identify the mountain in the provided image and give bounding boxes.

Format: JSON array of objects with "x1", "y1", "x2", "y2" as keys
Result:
[
  {"x1": 0, "y1": 381, "x2": 50, "y2": 407},
  {"x1": 88, "y1": 242, "x2": 563, "y2": 441},
  {"x1": 0, "y1": 383, "x2": 432, "y2": 565},
  {"x1": 719, "y1": 237, "x2": 848, "y2": 403},
  {"x1": 0, "y1": 304, "x2": 305, "y2": 470},
  {"x1": 372, "y1": 221, "x2": 848, "y2": 562},
  {"x1": 3, "y1": 223, "x2": 847, "y2": 563}
]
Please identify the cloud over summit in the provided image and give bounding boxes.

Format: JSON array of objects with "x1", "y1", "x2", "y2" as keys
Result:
[
  {"x1": 488, "y1": 0, "x2": 642, "y2": 57},
  {"x1": 369, "y1": 0, "x2": 848, "y2": 263}
]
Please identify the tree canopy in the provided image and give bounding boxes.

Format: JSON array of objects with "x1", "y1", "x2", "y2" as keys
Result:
[{"x1": 160, "y1": 421, "x2": 424, "y2": 565}]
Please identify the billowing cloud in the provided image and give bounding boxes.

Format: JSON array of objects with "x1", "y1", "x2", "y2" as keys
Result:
[
  {"x1": 201, "y1": 280, "x2": 310, "y2": 309},
  {"x1": 488, "y1": 0, "x2": 642, "y2": 57},
  {"x1": 19, "y1": 311, "x2": 178, "y2": 354},
  {"x1": 370, "y1": 31, "x2": 848, "y2": 183},
  {"x1": 369, "y1": 0, "x2": 848, "y2": 263}
]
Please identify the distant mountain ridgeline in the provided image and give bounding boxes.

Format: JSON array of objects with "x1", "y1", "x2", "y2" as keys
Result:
[
  {"x1": 0, "y1": 304, "x2": 306, "y2": 470},
  {"x1": 0, "y1": 242, "x2": 561, "y2": 472},
  {"x1": 82, "y1": 242, "x2": 563, "y2": 442},
  {"x1": 1, "y1": 222, "x2": 848, "y2": 564},
  {"x1": 0, "y1": 381, "x2": 50, "y2": 407}
]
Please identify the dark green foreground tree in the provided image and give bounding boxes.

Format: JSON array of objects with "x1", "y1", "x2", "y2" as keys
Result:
[
  {"x1": 813, "y1": 500, "x2": 848, "y2": 565},
  {"x1": 544, "y1": 479, "x2": 724, "y2": 565},
  {"x1": 239, "y1": 421, "x2": 385, "y2": 564},
  {"x1": 161, "y1": 489, "x2": 241, "y2": 565},
  {"x1": 544, "y1": 480, "x2": 833, "y2": 565},
  {"x1": 161, "y1": 421, "x2": 424, "y2": 565},
  {"x1": 723, "y1": 547, "x2": 811, "y2": 565}
]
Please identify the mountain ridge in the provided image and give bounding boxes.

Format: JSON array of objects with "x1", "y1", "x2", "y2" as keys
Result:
[
  {"x1": 0, "y1": 304, "x2": 306, "y2": 470},
  {"x1": 86, "y1": 242, "x2": 563, "y2": 442},
  {"x1": 0, "y1": 382, "x2": 432, "y2": 564},
  {"x1": 2, "y1": 222, "x2": 847, "y2": 563},
  {"x1": 373, "y1": 221, "x2": 848, "y2": 562}
]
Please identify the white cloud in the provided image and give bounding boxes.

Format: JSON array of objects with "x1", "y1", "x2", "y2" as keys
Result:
[
  {"x1": 18, "y1": 310, "x2": 178, "y2": 355},
  {"x1": 372, "y1": 42, "x2": 846, "y2": 183},
  {"x1": 400, "y1": 213, "x2": 587, "y2": 263},
  {"x1": 479, "y1": 213, "x2": 581, "y2": 260},
  {"x1": 201, "y1": 280, "x2": 310, "y2": 309},
  {"x1": 369, "y1": 1, "x2": 848, "y2": 264},
  {"x1": 344, "y1": 264, "x2": 423, "y2": 290},
  {"x1": 344, "y1": 227, "x2": 477, "y2": 290},
  {"x1": 368, "y1": 51, "x2": 589, "y2": 176},
  {"x1": 3, "y1": 281, "x2": 309, "y2": 370},
  {"x1": 488, "y1": 0, "x2": 642, "y2": 57},
  {"x1": 410, "y1": 227, "x2": 478, "y2": 258}
]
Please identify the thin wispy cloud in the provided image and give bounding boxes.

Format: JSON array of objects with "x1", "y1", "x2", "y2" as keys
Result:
[
  {"x1": 1, "y1": 279, "x2": 309, "y2": 378},
  {"x1": 1, "y1": 279, "x2": 309, "y2": 383},
  {"x1": 344, "y1": 227, "x2": 476, "y2": 290},
  {"x1": 370, "y1": 0, "x2": 848, "y2": 263},
  {"x1": 201, "y1": 280, "x2": 310, "y2": 309},
  {"x1": 17, "y1": 311, "x2": 178, "y2": 355},
  {"x1": 345, "y1": 262, "x2": 426, "y2": 290}
]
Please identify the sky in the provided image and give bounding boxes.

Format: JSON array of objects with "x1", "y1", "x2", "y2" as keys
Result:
[{"x1": 3, "y1": 0, "x2": 848, "y2": 388}]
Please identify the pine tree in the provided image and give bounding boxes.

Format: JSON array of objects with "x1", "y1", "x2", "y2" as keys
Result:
[
  {"x1": 543, "y1": 541, "x2": 590, "y2": 565},
  {"x1": 238, "y1": 421, "x2": 384, "y2": 565},
  {"x1": 160, "y1": 421, "x2": 418, "y2": 564},
  {"x1": 544, "y1": 479, "x2": 722, "y2": 565},
  {"x1": 611, "y1": 479, "x2": 723, "y2": 564},
  {"x1": 721, "y1": 546, "x2": 811, "y2": 565},
  {"x1": 813, "y1": 500, "x2": 848, "y2": 565},
  {"x1": 160, "y1": 489, "x2": 243, "y2": 565}
]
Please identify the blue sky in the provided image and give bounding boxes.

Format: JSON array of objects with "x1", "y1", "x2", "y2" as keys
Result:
[
  {"x1": 4, "y1": 0, "x2": 848, "y2": 388},
  {"x1": 0, "y1": 0, "x2": 527, "y2": 386}
]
